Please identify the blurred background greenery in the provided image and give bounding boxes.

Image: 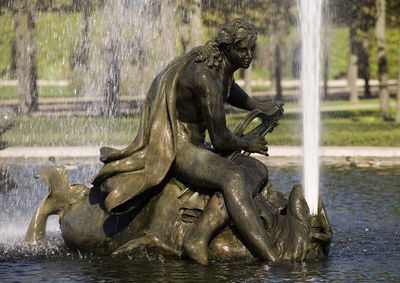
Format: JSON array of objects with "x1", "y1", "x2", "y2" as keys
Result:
[{"x1": 0, "y1": 0, "x2": 399, "y2": 146}]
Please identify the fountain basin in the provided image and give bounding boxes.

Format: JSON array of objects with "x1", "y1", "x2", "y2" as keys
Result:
[{"x1": 0, "y1": 161, "x2": 398, "y2": 281}]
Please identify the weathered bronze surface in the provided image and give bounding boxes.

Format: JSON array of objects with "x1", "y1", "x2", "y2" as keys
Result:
[{"x1": 26, "y1": 19, "x2": 332, "y2": 264}]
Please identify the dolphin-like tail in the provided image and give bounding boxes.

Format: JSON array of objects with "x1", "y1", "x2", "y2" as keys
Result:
[{"x1": 25, "y1": 166, "x2": 73, "y2": 243}]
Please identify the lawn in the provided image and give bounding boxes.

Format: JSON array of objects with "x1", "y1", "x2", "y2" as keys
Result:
[
  {"x1": 227, "y1": 108, "x2": 400, "y2": 147},
  {"x1": 2, "y1": 116, "x2": 139, "y2": 147},
  {"x1": 2, "y1": 107, "x2": 400, "y2": 147},
  {"x1": 0, "y1": 85, "x2": 74, "y2": 100}
]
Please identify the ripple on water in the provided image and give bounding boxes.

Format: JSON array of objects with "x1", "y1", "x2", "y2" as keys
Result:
[{"x1": 0, "y1": 164, "x2": 399, "y2": 282}]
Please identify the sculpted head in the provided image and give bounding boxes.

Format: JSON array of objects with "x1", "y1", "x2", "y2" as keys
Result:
[
  {"x1": 214, "y1": 19, "x2": 257, "y2": 46},
  {"x1": 195, "y1": 19, "x2": 257, "y2": 69},
  {"x1": 215, "y1": 19, "x2": 257, "y2": 69}
]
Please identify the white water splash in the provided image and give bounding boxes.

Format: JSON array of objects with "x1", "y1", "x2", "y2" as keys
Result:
[
  {"x1": 299, "y1": 0, "x2": 323, "y2": 214},
  {"x1": 82, "y1": 0, "x2": 177, "y2": 115}
]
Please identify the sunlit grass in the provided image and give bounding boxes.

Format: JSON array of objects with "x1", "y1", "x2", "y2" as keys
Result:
[
  {"x1": 0, "y1": 85, "x2": 74, "y2": 99},
  {"x1": 3, "y1": 116, "x2": 139, "y2": 146},
  {"x1": 3, "y1": 108, "x2": 400, "y2": 147}
]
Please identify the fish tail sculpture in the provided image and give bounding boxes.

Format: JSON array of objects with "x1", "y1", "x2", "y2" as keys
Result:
[{"x1": 25, "y1": 166, "x2": 88, "y2": 243}]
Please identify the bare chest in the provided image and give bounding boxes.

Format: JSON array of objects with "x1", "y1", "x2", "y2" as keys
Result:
[{"x1": 176, "y1": 77, "x2": 232, "y2": 123}]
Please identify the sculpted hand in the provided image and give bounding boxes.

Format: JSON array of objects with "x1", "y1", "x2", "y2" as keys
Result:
[
  {"x1": 243, "y1": 134, "x2": 269, "y2": 156},
  {"x1": 258, "y1": 102, "x2": 284, "y2": 117},
  {"x1": 100, "y1": 146, "x2": 120, "y2": 163},
  {"x1": 311, "y1": 231, "x2": 332, "y2": 242}
]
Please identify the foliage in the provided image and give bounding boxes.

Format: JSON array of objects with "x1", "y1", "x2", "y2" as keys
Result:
[
  {"x1": 386, "y1": 0, "x2": 400, "y2": 27},
  {"x1": 328, "y1": 0, "x2": 376, "y2": 29},
  {"x1": 0, "y1": 1, "x2": 399, "y2": 81},
  {"x1": 0, "y1": 10, "x2": 81, "y2": 80},
  {"x1": 0, "y1": 11, "x2": 13, "y2": 78},
  {"x1": 369, "y1": 27, "x2": 399, "y2": 79}
]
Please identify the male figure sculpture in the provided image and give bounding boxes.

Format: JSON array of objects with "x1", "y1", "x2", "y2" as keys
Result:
[{"x1": 92, "y1": 19, "x2": 283, "y2": 263}]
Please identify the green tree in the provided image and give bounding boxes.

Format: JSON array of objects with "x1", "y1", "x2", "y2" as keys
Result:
[
  {"x1": 387, "y1": 0, "x2": 400, "y2": 122},
  {"x1": 375, "y1": 0, "x2": 390, "y2": 120},
  {"x1": 329, "y1": 0, "x2": 375, "y2": 100},
  {"x1": 13, "y1": 0, "x2": 38, "y2": 115}
]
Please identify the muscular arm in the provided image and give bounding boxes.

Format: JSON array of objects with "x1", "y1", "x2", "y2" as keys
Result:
[{"x1": 195, "y1": 73, "x2": 249, "y2": 152}]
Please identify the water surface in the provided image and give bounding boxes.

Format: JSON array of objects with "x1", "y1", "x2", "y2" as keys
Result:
[{"x1": 0, "y1": 163, "x2": 399, "y2": 282}]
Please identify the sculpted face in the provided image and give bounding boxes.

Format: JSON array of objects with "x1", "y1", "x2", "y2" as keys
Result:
[{"x1": 226, "y1": 35, "x2": 256, "y2": 69}]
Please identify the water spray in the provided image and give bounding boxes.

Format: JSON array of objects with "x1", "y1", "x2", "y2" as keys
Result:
[{"x1": 299, "y1": 0, "x2": 323, "y2": 215}]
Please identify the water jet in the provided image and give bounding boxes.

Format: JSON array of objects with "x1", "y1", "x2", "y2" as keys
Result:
[{"x1": 299, "y1": 0, "x2": 323, "y2": 215}]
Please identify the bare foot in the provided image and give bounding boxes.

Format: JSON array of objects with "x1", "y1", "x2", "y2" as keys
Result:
[
  {"x1": 183, "y1": 236, "x2": 209, "y2": 265},
  {"x1": 113, "y1": 234, "x2": 180, "y2": 257}
]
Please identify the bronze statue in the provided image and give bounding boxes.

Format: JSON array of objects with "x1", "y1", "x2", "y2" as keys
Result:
[{"x1": 25, "y1": 19, "x2": 332, "y2": 264}]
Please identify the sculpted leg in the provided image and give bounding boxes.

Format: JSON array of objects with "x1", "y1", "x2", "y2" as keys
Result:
[
  {"x1": 183, "y1": 154, "x2": 272, "y2": 264},
  {"x1": 92, "y1": 149, "x2": 146, "y2": 186},
  {"x1": 220, "y1": 169, "x2": 277, "y2": 262},
  {"x1": 174, "y1": 142, "x2": 277, "y2": 263},
  {"x1": 183, "y1": 192, "x2": 229, "y2": 264}
]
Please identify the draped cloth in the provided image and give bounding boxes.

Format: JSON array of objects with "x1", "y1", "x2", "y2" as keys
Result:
[{"x1": 92, "y1": 52, "x2": 196, "y2": 214}]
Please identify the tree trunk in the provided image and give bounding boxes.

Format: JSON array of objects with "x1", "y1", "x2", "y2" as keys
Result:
[
  {"x1": 104, "y1": 40, "x2": 120, "y2": 117},
  {"x1": 79, "y1": 0, "x2": 90, "y2": 68},
  {"x1": 190, "y1": 0, "x2": 202, "y2": 47},
  {"x1": 36, "y1": 0, "x2": 48, "y2": 11},
  {"x1": 268, "y1": 25, "x2": 276, "y2": 93},
  {"x1": 274, "y1": 43, "x2": 283, "y2": 101},
  {"x1": 273, "y1": 8, "x2": 284, "y2": 102},
  {"x1": 15, "y1": 0, "x2": 38, "y2": 115},
  {"x1": 71, "y1": 0, "x2": 91, "y2": 97},
  {"x1": 375, "y1": 0, "x2": 390, "y2": 120},
  {"x1": 10, "y1": 36, "x2": 17, "y2": 79},
  {"x1": 26, "y1": 2, "x2": 38, "y2": 112},
  {"x1": 348, "y1": 23, "x2": 359, "y2": 103},
  {"x1": 322, "y1": 26, "x2": 331, "y2": 100},
  {"x1": 72, "y1": 0, "x2": 80, "y2": 11},
  {"x1": 360, "y1": 28, "x2": 371, "y2": 98},
  {"x1": 103, "y1": 0, "x2": 121, "y2": 117},
  {"x1": 14, "y1": 2, "x2": 24, "y2": 102},
  {"x1": 323, "y1": 52, "x2": 329, "y2": 100},
  {"x1": 396, "y1": 27, "x2": 400, "y2": 123},
  {"x1": 179, "y1": 2, "x2": 191, "y2": 54}
]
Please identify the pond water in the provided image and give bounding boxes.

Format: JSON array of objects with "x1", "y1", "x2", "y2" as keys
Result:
[{"x1": 0, "y1": 162, "x2": 399, "y2": 282}]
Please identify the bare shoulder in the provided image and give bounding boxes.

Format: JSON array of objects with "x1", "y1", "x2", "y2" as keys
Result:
[{"x1": 180, "y1": 61, "x2": 220, "y2": 93}]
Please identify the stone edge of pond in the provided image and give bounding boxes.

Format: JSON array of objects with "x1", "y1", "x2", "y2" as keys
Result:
[{"x1": 1, "y1": 146, "x2": 400, "y2": 168}]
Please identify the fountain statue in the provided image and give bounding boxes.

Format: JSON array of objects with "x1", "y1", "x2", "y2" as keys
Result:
[{"x1": 25, "y1": 19, "x2": 332, "y2": 264}]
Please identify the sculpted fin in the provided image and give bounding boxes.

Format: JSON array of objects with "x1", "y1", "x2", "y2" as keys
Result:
[{"x1": 25, "y1": 166, "x2": 72, "y2": 243}]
